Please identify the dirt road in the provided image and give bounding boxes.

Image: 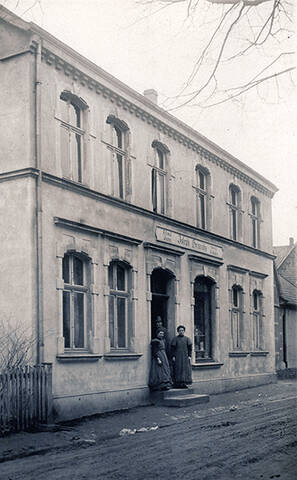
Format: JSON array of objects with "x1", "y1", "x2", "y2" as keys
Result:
[{"x1": 0, "y1": 394, "x2": 296, "y2": 480}]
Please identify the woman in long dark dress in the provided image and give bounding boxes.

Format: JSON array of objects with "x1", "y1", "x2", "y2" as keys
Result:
[
  {"x1": 149, "y1": 330, "x2": 172, "y2": 391},
  {"x1": 171, "y1": 325, "x2": 192, "y2": 388}
]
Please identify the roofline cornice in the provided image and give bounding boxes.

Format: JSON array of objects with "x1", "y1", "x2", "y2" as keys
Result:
[{"x1": 0, "y1": 6, "x2": 277, "y2": 197}]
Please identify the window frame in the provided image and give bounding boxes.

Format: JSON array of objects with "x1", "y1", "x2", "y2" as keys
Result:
[
  {"x1": 106, "y1": 115, "x2": 130, "y2": 201},
  {"x1": 62, "y1": 252, "x2": 90, "y2": 350},
  {"x1": 151, "y1": 141, "x2": 169, "y2": 215},
  {"x1": 194, "y1": 166, "x2": 210, "y2": 230},
  {"x1": 59, "y1": 91, "x2": 88, "y2": 184},
  {"x1": 228, "y1": 185, "x2": 241, "y2": 241},
  {"x1": 250, "y1": 196, "x2": 261, "y2": 248},
  {"x1": 252, "y1": 289, "x2": 263, "y2": 350},
  {"x1": 108, "y1": 261, "x2": 131, "y2": 350},
  {"x1": 230, "y1": 285, "x2": 244, "y2": 350}
]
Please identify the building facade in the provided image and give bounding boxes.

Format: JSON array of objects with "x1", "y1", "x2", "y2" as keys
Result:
[
  {"x1": 274, "y1": 239, "x2": 297, "y2": 376},
  {"x1": 0, "y1": 7, "x2": 278, "y2": 420}
]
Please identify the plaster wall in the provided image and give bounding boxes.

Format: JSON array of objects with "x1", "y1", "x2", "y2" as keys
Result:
[
  {"x1": 40, "y1": 180, "x2": 275, "y2": 419},
  {"x1": 39, "y1": 62, "x2": 273, "y2": 253},
  {"x1": 0, "y1": 176, "x2": 36, "y2": 359},
  {"x1": 0, "y1": 53, "x2": 34, "y2": 173}
]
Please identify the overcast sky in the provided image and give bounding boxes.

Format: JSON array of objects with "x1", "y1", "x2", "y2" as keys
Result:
[{"x1": 3, "y1": 0, "x2": 296, "y2": 246}]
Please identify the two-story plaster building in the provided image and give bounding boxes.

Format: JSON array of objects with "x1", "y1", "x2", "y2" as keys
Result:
[{"x1": 0, "y1": 7, "x2": 278, "y2": 420}]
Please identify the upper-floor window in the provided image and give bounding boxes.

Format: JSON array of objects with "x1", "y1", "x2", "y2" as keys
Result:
[
  {"x1": 231, "y1": 285, "x2": 244, "y2": 350},
  {"x1": 252, "y1": 289, "x2": 263, "y2": 350},
  {"x1": 60, "y1": 91, "x2": 88, "y2": 183},
  {"x1": 251, "y1": 196, "x2": 261, "y2": 248},
  {"x1": 108, "y1": 261, "x2": 131, "y2": 349},
  {"x1": 62, "y1": 252, "x2": 90, "y2": 349},
  {"x1": 151, "y1": 140, "x2": 169, "y2": 214},
  {"x1": 106, "y1": 115, "x2": 130, "y2": 200},
  {"x1": 229, "y1": 184, "x2": 241, "y2": 241},
  {"x1": 194, "y1": 165, "x2": 211, "y2": 230}
]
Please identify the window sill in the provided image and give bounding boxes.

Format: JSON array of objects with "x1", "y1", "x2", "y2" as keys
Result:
[
  {"x1": 229, "y1": 352, "x2": 249, "y2": 357},
  {"x1": 250, "y1": 351, "x2": 269, "y2": 357},
  {"x1": 56, "y1": 353, "x2": 102, "y2": 362},
  {"x1": 192, "y1": 362, "x2": 224, "y2": 369},
  {"x1": 104, "y1": 353, "x2": 143, "y2": 361}
]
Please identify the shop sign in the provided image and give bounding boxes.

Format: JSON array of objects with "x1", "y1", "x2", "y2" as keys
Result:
[{"x1": 156, "y1": 226, "x2": 223, "y2": 258}]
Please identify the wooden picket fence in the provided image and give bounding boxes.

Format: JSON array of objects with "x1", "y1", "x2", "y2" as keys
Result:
[{"x1": 0, "y1": 363, "x2": 53, "y2": 435}]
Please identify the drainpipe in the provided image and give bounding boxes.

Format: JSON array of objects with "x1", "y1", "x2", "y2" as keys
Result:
[{"x1": 34, "y1": 38, "x2": 44, "y2": 364}]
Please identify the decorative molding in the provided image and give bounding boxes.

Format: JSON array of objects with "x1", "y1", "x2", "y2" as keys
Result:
[
  {"x1": 229, "y1": 352, "x2": 249, "y2": 357},
  {"x1": 143, "y1": 242, "x2": 185, "y2": 257},
  {"x1": 249, "y1": 271, "x2": 269, "y2": 279},
  {"x1": 227, "y1": 265, "x2": 249, "y2": 274},
  {"x1": 39, "y1": 45, "x2": 276, "y2": 199},
  {"x1": 188, "y1": 254, "x2": 224, "y2": 267},
  {"x1": 192, "y1": 362, "x2": 224, "y2": 369},
  {"x1": 0, "y1": 167, "x2": 39, "y2": 183},
  {"x1": 40, "y1": 172, "x2": 276, "y2": 260},
  {"x1": 104, "y1": 353, "x2": 143, "y2": 360},
  {"x1": 56, "y1": 353, "x2": 102, "y2": 362},
  {"x1": 250, "y1": 351, "x2": 269, "y2": 357},
  {"x1": 54, "y1": 217, "x2": 142, "y2": 245}
]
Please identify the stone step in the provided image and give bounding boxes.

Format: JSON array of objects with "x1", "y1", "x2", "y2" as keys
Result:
[
  {"x1": 163, "y1": 387, "x2": 196, "y2": 398},
  {"x1": 162, "y1": 393, "x2": 210, "y2": 408}
]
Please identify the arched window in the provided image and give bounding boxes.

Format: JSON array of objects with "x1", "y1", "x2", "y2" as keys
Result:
[
  {"x1": 60, "y1": 91, "x2": 88, "y2": 183},
  {"x1": 151, "y1": 140, "x2": 169, "y2": 214},
  {"x1": 108, "y1": 261, "x2": 131, "y2": 349},
  {"x1": 252, "y1": 289, "x2": 263, "y2": 350},
  {"x1": 194, "y1": 165, "x2": 211, "y2": 230},
  {"x1": 229, "y1": 184, "x2": 241, "y2": 241},
  {"x1": 62, "y1": 252, "x2": 90, "y2": 349},
  {"x1": 251, "y1": 197, "x2": 261, "y2": 248},
  {"x1": 106, "y1": 115, "x2": 130, "y2": 200},
  {"x1": 231, "y1": 285, "x2": 244, "y2": 350}
]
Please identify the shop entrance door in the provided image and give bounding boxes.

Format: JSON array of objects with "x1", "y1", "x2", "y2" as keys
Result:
[{"x1": 150, "y1": 268, "x2": 175, "y2": 340}]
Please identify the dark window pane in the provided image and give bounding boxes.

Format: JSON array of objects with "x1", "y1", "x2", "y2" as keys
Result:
[
  {"x1": 252, "y1": 218, "x2": 256, "y2": 247},
  {"x1": 253, "y1": 292, "x2": 258, "y2": 310},
  {"x1": 152, "y1": 169, "x2": 157, "y2": 212},
  {"x1": 73, "y1": 256, "x2": 84, "y2": 285},
  {"x1": 115, "y1": 126, "x2": 122, "y2": 149},
  {"x1": 63, "y1": 291, "x2": 70, "y2": 348},
  {"x1": 232, "y1": 210, "x2": 237, "y2": 240},
  {"x1": 74, "y1": 292, "x2": 84, "y2": 348},
  {"x1": 117, "y1": 264, "x2": 125, "y2": 291},
  {"x1": 159, "y1": 174, "x2": 165, "y2": 214},
  {"x1": 199, "y1": 171, "x2": 205, "y2": 190},
  {"x1": 117, "y1": 297, "x2": 126, "y2": 348},
  {"x1": 73, "y1": 103, "x2": 81, "y2": 128},
  {"x1": 60, "y1": 126, "x2": 70, "y2": 178},
  {"x1": 108, "y1": 264, "x2": 114, "y2": 289},
  {"x1": 75, "y1": 134, "x2": 82, "y2": 182},
  {"x1": 231, "y1": 189, "x2": 237, "y2": 206},
  {"x1": 233, "y1": 288, "x2": 238, "y2": 307},
  {"x1": 109, "y1": 296, "x2": 115, "y2": 348},
  {"x1": 62, "y1": 255, "x2": 70, "y2": 283},
  {"x1": 157, "y1": 149, "x2": 164, "y2": 169},
  {"x1": 200, "y1": 194, "x2": 206, "y2": 229},
  {"x1": 117, "y1": 154, "x2": 124, "y2": 199}
]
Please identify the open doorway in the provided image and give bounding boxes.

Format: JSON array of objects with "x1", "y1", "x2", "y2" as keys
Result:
[{"x1": 150, "y1": 268, "x2": 175, "y2": 341}]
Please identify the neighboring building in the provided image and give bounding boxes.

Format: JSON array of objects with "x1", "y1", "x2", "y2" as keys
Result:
[
  {"x1": 0, "y1": 7, "x2": 278, "y2": 420},
  {"x1": 273, "y1": 238, "x2": 297, "y2": 376}
]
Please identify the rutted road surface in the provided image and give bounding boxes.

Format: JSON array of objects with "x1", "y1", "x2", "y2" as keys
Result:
[{"x1": 0, "y1": 394, "x2": 296, "y2": 479}]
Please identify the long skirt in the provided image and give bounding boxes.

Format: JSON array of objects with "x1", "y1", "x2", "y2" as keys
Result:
[{"x1": 148, "y1": 350, "x2": 172, "y2": 391}]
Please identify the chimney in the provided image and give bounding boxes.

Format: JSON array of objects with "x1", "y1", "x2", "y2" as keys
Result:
[
  {"x1": 143, "y1": 89, "x2": 158, "y2": 105},
  {"x1": 289, "y1": 237, "x2": 294, "y2": 246}
]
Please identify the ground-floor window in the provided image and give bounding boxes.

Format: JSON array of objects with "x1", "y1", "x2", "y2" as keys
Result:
[
  {"x1": 231, "y1": 285, "x2": 244, "y2": 350},
  {"x1": 108, "y1": 261, "x2": 131, "y2": 349},
  {"x1": 62, "y1": 252, "x2": 90, "y2": 349},
  {"x1": 194, "y1": 276, "x2": 214, "y2": 361},
  {"x1": 252, "y1": 289, "x2": 263, "y2": 350}
]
